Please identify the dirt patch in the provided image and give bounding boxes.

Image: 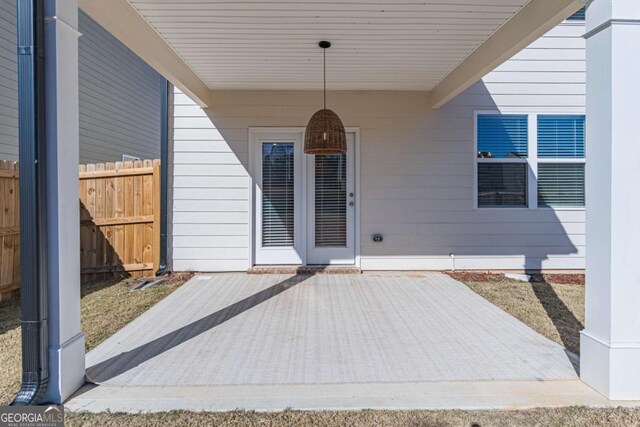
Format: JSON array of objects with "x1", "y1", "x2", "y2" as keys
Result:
[
  {"x1": 446, "y1": 271, "x2": 585, "y2": 286},
  {"x1": 531, "y1": 273, "x2": 585, "y2": 286}
]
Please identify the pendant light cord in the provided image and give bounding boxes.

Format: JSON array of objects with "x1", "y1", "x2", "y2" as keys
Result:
[{"x1": 323, "y1": 47, "x2": 326, "y2": 110}]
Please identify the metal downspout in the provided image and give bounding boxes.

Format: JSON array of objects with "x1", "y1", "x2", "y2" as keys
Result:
[
  {"x1": 12, "y1": 0, "x2": 50, "y2": 406},
  {"x1": 155, "y1": 79, "x2": 169, "y2": 276}
]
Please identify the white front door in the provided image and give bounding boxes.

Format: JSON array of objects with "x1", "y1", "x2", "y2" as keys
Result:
[
  {"x1": 252, "y1": 130, "x2": 356, "y2": 266},
  {"x1": 306, "y1": 134, "x2": 356, "y2": 265}
]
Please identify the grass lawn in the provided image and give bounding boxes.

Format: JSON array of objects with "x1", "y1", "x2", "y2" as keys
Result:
[
  {"x1": 2, "y1": 271, "x2": 639, "y2": 426},
  {"x1": 65, "y1": 407, "x2": 640, "y2": 427},
  {"x1": 0, "y1": 273, "x2": 191, "y2": 405}
]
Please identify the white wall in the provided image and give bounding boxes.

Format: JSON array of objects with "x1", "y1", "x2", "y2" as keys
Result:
[
  {"x1": 172, "y1": 22, "x2": 586, "y2": 272},
  {"x1": 0, "y1": 1, "x2": 164, "y2": 163}
]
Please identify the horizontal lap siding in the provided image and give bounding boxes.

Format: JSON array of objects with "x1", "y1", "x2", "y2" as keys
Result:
[
  {"x1": 78, "y1": 11, "x2": 164, "y2": 163},
  {"x1": 0, "y1": 0, "x2": 17, "y2": 160},
  {"x1": 171, "y1": 23, "x2": 585, "y2": 272},
  {"x1": 0, "y1": 4, "x2": 164, "y2": 163},
  {"x1": 371, "y1": 23, "x2": 586, "y2": 270},
  {"x1": 172, "y1": 91, "x2": 250, "y2": 272}
]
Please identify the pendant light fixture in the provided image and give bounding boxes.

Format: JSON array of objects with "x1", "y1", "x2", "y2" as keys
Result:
[{"x1": 304, "y1": 41, "x2": 347, "y2": 154}]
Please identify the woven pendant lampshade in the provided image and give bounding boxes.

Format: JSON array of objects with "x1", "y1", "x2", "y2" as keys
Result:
[{"x1": 304, "y1": 41, "x2": 346, "y2": 154}]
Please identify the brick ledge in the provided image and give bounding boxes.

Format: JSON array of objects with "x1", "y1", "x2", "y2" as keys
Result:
[{"x1": 247, "y1": 266, "x2": 361, "y2": 275}]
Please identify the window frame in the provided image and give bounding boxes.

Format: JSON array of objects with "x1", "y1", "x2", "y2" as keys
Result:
[{"x1": 473, "y1": 110, "x2": 586, "y2": 211}]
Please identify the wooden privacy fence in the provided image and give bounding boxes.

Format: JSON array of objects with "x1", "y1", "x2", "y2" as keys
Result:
[
  {"x1": 79, "y1": 160, "x2": 161, "y2": 282},
  {"x1": 0, "y1": 161, "x2": 20, "y2": 300},
  {"x1": 0, "y1": 159, "x2": 161, "y2": 300}
]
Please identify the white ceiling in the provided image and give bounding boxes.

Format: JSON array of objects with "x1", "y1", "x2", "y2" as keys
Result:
[{"x1": 127, "y1": 0, "x2": 531, "y2": 91}]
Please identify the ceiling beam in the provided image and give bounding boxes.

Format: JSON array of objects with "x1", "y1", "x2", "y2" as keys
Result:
[
  {"x1": 430, "y1": 0, "x2": 585, "y2": 109},
  {"x1": 79, "y1": 0, "x2": 212, "y2": 108}
]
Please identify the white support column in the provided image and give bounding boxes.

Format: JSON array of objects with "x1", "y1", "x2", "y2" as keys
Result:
[
  {"x1": 42, "y1": 0, "x2": 85, "y2": 403},
  {"x1": 581, "y1": 0, "x2": 640, "y2": 400}
]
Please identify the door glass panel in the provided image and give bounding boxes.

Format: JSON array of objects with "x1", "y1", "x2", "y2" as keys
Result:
[
  {"x1": 262, "y1": 143, "x2": 295, "y2": 247},
  {"x1": 315, "y1": 153, "x2": 346, "y2": 247}
]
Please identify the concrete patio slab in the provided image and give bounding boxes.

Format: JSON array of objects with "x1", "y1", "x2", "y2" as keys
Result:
[
  {"x1": 84, "y1": 272, "x2": 578, "y2": 388},
  {"x1": 67, "y1": 380, "x2": 640, "y2": 413}
]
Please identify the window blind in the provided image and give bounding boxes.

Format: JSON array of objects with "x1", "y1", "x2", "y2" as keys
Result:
[
  {"x1": 538, "y1": 115, "x2": 585, "y2": 158},
  {"x1": 477, "y1": 163, "x2": 527, "y2": 207},
  {"x1": 567, "y1": 7, "x2": 586, "y2": 21},
  {"x1": 262, "y1": 143, "x2": 295, "y2": 247},
  {"x1": 538, "y1": 164, "x2": 585, "y2": 207},
  {"x1": 477, "y1": 114, "x2": 528, "y2": 158},
  {"x1": 315, "y1": 153, "x2": 347, "y2": 247}
]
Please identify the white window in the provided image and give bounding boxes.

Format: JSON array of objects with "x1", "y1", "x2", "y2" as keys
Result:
[
  {"x1": 537, "y1": 115, "x2": 586, "y2": 208},
  {"x1": 475, "y1": 114, "x2": 529, "y2": 208},
  {"x1": 475, "y1": 113, "x2": 585, "y2": 209},
  {"x1": 122, "y1": 154, "x2": 141, "y2": 162}
]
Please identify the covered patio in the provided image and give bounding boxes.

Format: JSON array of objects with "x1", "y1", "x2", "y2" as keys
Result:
[
  {"x1": 13, "y1": 0, "x2": 640, "y2": 406},
  {"x1": 66, "y1": 272, "x2": 608, "y2": 411}
]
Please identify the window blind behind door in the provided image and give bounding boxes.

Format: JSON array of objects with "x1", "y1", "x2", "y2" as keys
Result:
[
  {"x1": 262, "y1": 143, "x2": 295, "y2": 247},
  {"x1": 315, "y1": 153, "x2": 347, "y2": 247}
]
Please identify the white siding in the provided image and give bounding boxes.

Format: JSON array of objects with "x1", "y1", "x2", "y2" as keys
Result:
[
  {"x1": 173, "y1": 24, "x2": 585, "y2": 271},
  {"x1": 0, "y1": 0, "x2": 18, "y2": 160},
  {"x1": 78, "y1": 11, "x2": 164, "y2": 163},
  {"x1": 0, "y1": 2, "x2": 164, "y2": 163},
  {"x1": 171, "y1": 23, "x2": 585, "y2": 272},
  {"x1": 172, "y1": 92, "x2": 250, "y2": 272}
]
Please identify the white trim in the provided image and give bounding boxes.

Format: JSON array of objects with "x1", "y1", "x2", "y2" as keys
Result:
[
  {"x1": 584, "y1": 18, "x2": 640, "y2": 39},
  {"x1": 353, "y1": 128, "x2": 361, "y2": 269},
  {"x1": 250, "y1": 130, "x2": 305, "y2": 265},
  {"x1": 248, "y1": 129, "x2": 254, "y2": 268},
  {"x1": 248, "y1": 127, "x2": 361, "y2": 268},
  {"x1": 79, "y1": 0, "x2": 211, "y2": 107},
  {"x1": 474, "y1": 110, "x2": 586, "y2": 211},
  {"x1": 528, "y1": 114, "x2": 539, "y2": 209},
  {"x1": 122, "y1": 154, "x2": 141, "y2": 162},
  {"x1": 44, "y1": 16, "x2": 83, "y2": 38},
  {"x1": 582, "y1": 330, "x2": 640, "y2": 350},
  {"x1": 431, "y1": 0, "x2": 584, "y2": 108},
  {"x1": 477, "y1": 158, "x2": 527, "y2": 163},
  {"x1": 538, "y1": 158, "x2": 586, "y2": 164},
  {"x1": 473, "y1": 110, "x2": 530, "y2": 210},
  {"x1": 472, "y1": 111, "x2": 478, "y2": 210},
  {"x1": 43, "y1": 331, "x2": 86, "y2": 403},
  {"x1": 306, "y1": 136, "x2": 356, "y2": 265}
]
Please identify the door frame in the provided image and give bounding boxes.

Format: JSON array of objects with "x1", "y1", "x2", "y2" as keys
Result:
[
  {"x1": 306, "y1": 134, "x2": 356, "y2": 265},
  {"x1": 248, "y1": 127, "x2": 360, "y2": 268}
]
